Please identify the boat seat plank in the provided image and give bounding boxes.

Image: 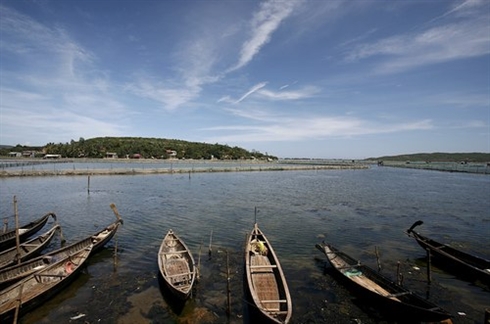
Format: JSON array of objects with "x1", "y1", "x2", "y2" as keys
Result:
[
  {"x1": 160, "y1": 250, "x2": 188, "y2": 255},
  {"x1": 251, "y1": 255, "x2": 280, "y2": 311},
  {"x1": 166, "y1": 272, "x2": 193, "y2": 278},
  {"x1": 250, "y1": 264, "x2": 277, "y2": 268}
]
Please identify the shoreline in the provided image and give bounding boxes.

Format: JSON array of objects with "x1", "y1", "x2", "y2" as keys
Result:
[{"x1": 0, "y1": 164, "x2": 368, "y2": 177}]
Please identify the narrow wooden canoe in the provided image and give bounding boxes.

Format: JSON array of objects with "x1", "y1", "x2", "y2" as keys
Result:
[
  {"x1": 0, "y1": 216, "x2": 122, "y2": 288},
  {"x1": 316, "y1": 243, "x2": 452, "y2": 322},
  {"x1": 0, "y1": 224, "x2": 60, "y2": 270},
  {"x1": 0, "y1": 244, "x2": 93, "y2": 323},
  {"x1": 245, "y1": 223, "x2": 292, "y2": 324},
  {"x1": 407, "y1": 220, "x2": 490, "y2": 287},
  {"x1": 0, "y1": 213, "x2": 55, "y2": 251},
  {"x1": 158, "y1": 229, "x2": 196, "y2": 300}
]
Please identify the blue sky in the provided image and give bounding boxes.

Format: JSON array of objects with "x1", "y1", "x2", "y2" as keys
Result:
[{"x1": 1, "y1": 0, "x2": 489, "y2": 159}]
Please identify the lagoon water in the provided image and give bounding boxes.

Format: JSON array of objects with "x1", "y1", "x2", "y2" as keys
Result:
[{"x1": 1, "y1": 165, "x2": 489, "y2": 323}]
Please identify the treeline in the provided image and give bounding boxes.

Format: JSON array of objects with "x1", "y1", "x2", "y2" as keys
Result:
[
  {"x1": 369, "y1": 152, "x2": 490, "y2": 163},
  {"x1": 1, "y1": 137, "x2": 277, "y2": 160}
]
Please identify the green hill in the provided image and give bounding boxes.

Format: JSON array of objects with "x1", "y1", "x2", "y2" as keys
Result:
[
  {"x1": 0, "y1": 137, "x2": 276, "y2": 160},
  {"x1": 367, "y1": 152, "x2": 490, "y2": 163}
]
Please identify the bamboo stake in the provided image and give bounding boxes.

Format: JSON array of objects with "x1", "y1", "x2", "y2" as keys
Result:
[
  {"x1": 14, "y1": 196, "x2": 21, "y2": 265},
  {"x1": 426, "y1": 248, "x2": 432, "y2": 284},
  {"x1": 3, "y1": 218, "x2": 8, "y2": 233},
  {"x1": 226, "y1": 250, "x2": 231, "y2": 317},
  {"x1": 374, "y1": 246, "x2": 381, "y2": 272},
  {"x1": 113, "y1": 231, "x2": 118, "y2": 269},
  {"x1": 87, "y1": 175, "x2": 90, "y2": 194},
  {"x1": 109, "y1": 203, "x2": 123, "y2": 268},
  {"x1": 396, "y1": 261, "x2": 401, "y2": 285},
  {"x1": 208, "y1": 229, "x2": 213, "y2": 257},
  {"x1": 196, "y1": 240, "x2": 203, "y2": 281}
]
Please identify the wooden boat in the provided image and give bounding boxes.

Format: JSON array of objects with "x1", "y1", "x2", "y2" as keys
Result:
[
  {"x1": 158, "y1": 229, "x2": 196, "y2": 300},
  {"x1": 0, "y1": 213, "x2": 56, "y2": 251},
  {"x1": 316, "y1": 243, "x2": 452, "y2": 322},
  {"x1": 0, "y1": 214, "x2": 122, "y2": 289},
  {"x1": 407, "y1": 220, "x2": 490, "y2": 287},
  {"x1": 0, "y1": 224, "x2": 60, "y2": 270},
  {"x1": 0, "y1": 244, "x2": 93, "y2": 323},
  {"x1": 245, "y1": 223, "x2": 292, "y2": 324}
]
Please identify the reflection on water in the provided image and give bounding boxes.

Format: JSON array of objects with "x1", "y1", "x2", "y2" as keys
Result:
[{"x1": 1, "y1": 166, "x2": 489, "y2": 323}]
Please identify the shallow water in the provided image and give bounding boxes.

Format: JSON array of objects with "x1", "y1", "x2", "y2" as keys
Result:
[{"x1": 1, "y1": 165, "x2": 489, "y2": 323}]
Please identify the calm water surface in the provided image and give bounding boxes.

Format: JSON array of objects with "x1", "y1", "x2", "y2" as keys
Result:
[{"x1": 1, "y1": 166, "x2": 489, "y2": 323}]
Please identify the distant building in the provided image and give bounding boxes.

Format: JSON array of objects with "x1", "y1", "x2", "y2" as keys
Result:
[
  {"x1": 106, "y1": 152, "x2": 118, "y2": 159},
  {"x1": 22, "y1": 151, "x2": 36, "y2": 158},
  {"x1": 166, "y1": 150, "x2": 177, "y2": 158},
  {"x1": 131, "y1": 154, "x2": 142, "y2": 159},
  {"x1": 43, "y1": 154, "x2": 61, "y2": 159},
  {"x1": 8, "y1": 152, "x2": 21, "y2": 157}
]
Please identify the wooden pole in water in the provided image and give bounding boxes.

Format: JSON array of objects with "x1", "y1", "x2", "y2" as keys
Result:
[
  {"x1": 14, "y1": 196, "x2": 21, "y2": 265},
  {"x1": 197, "y1": 240, "x2": 203, "y2": 281},
  {"x1": 109, "y1": 203, "x2": 123, "y2": 268},
  {"x1": 396, "y1": 261, "x2": 401, "y2": 285},
  {"x1": 113, "y1": 231, "x2": 118, "y2": 269},
  {"x1": 3, "y1": 218, "x2": 8, "y2": 233},
  {"x1": 87, "y1": 175, "x2": 91, "y2": 194},
  {"x1": 426, "y1": 248, "x2": 432, "y2": 284},
  {"x1": 226, "y1": 250, "x2": 231, "y2": 317},
  {"x1": 375, "y1": 246, "x2": 381, "y2": 272},
  {"x1": 208, "y1": 229, "x2": 213, "y2": 257}
]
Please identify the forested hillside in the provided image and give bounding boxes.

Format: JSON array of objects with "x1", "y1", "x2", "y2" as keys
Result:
[
  {"x1": 368, "y1": 152, "x2": 490, "y2": 163},
  {"x1": 1, "y1": 137, "x2": 276, "y2": 160}
]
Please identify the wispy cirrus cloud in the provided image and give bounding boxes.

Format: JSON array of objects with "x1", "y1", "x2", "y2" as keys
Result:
[
  {"x1": 218, "y1": 82, "x2": 319, "y2": 104},
  {"x1": 237, "y1": 82, "x2": 268, "y2": 103},
  {"x1": 123, "y1": 0, "x2": 303, "y2": 110},
  {"x1": 427, "y1": 0, "x2": 486, "y2": 24},
  {"x1": 345, "y1": 1, "x2": 490, "y2": 74},
  {"x1": 202, "y1": 114, "x2": 434, "y2": 143},
  {"x1": 258, "y1": 85, "x2": 320, "y2": 100},
  {"x1": 0, "y1": 5, "x2": 129, "y2": 144},
  {"x1": 228, "y1": 0, "x2": 302, "y2": 72}
]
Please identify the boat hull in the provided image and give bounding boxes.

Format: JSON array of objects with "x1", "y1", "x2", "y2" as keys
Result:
[
  {"x1": 0, "y1": 224, "x2": 59, "y2": 270},
  {"x1": 245, "y1": 223, "x2": 292, "y2": 324},
  {"x1": 158, "y1": 229, "x2": 196, "y2": 300},
  {"x1": 0, "y1": 246, "x2": 92, "y2": 323},
  {"x1": 0, "y1": 213, "x2": 54, "y2": 251},
  {"x1": 317, "y1": 243, "x2": 452, "y2": 323},
  {"x1": 0, "y1": 218, "x2": 122, "y2": 289},
  {"x1": 407, "y1": 221, "x2": 490, "y2": 288}
]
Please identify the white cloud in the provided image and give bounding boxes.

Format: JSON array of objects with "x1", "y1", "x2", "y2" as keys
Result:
[
  {"x1": 345, "y1": 10, "x2": 490, "y2": 74},
  {"x1": 258, "y1": 86, "x2": 320, "y2": 100},
  {"x1": 219, "y1": 83, "x2": 318, "y2": 104},
  {"x1": 125, "y1": 79, "x2": 200, "y2": 111},
  {"x1": 0, "y1": 5, "x2": 131, "y2": 145},
  {"x1": 228, "y1": 0, "x2": 301, "y2": 72},
  {"x1": 236, "y1": 82, "x2": 268, "y2": 103},
  {"x1": 203, "y1": 109, "x2": 434, "y2": 143}
]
